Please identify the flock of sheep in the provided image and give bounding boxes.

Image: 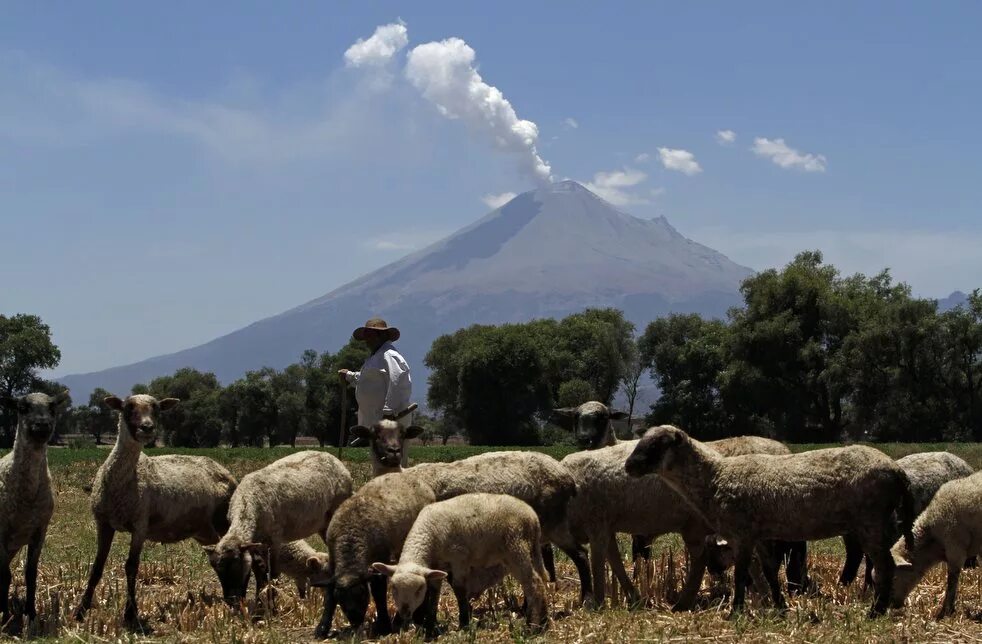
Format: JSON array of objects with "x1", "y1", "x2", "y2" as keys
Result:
[{"x1": 2, "y1": 391, "x2": 982, "y2": 640}]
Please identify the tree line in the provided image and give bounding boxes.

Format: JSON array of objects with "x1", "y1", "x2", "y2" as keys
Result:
[{"x1": 2, "y1": 251, "x2": 980, "y2": 447}]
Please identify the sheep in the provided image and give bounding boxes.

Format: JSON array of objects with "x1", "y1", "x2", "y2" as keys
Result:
[
  {"x1": 841, "y1": 451, "x2": 975, "y2": 589},
  {"x1": 625, "y1": 425, "x2": 915, "y2": 616},
  {"x1": 270, "y1": 541, "x2": 331, "y2": 599},
  {"x1": 561, "y1": 434, "x2": 797, "y2": 609},
  {"x1": 405, "y1": 451, "x2": 592, "y2": 603},
  {"x1": 347, "y1": 403, "x2": 422, "y2": 477},
  {"x1": 73, "y1": 395, "x2": 237, "y2": 631},
  {"x1": 204, "y1": 450, "x2": 352, "y2": 604},
  {"x1": 550, "y1": 401, "x2": 628, "y2": 450},
  {"x1": 374, "y1": 493, "x2": 550, "y2": 631},
  {"x1": 889, "y1": 470, "x2": 982, "y2": 618},
  {"x1": 0, "y1": 391, "x2": 69, "y2": 633},
  {"x1": 314, "y1": 471, "x2": 437, "y2": 639}
]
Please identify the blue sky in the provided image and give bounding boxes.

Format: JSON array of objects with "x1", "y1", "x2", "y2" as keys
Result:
[{"x1": 2, "y1": 2, "x2": 980, "y2": 376}]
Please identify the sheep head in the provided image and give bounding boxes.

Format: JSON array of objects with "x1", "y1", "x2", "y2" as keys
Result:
[
  {"x1": 1, "y1": 390, "x2": 70, "y2": 445},
  {"x1": 550, "y1": 401, "x2": 627, "y2": 450},
  {"x1": 372, "y1": 562, "x2": 446, "y2": 621},
  {"x1": 104, "y1": 394, "x2": 179, "y2": 445},
  {"x1": 625, "y1": 425, "x2": 690, "y2": 477},
  {"x1": 350, "y1": 420, "x2": 424, "y2": 467},
  {"x1": 204, "y1": 541, "x2": 268, "y2": 604}
]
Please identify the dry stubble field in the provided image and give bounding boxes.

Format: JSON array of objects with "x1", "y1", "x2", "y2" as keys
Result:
[{"x1": 4, "y1": 443, "x2": 982, "y2": 643}]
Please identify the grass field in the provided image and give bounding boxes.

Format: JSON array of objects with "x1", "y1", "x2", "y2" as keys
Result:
[{"x1": 3, "y1": 442, "x2": 982, "y2": 643}]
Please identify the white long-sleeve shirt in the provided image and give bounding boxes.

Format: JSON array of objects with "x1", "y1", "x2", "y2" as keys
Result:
[{"x1": 344, "y1": 341, "x2": 412, "y2": 428}]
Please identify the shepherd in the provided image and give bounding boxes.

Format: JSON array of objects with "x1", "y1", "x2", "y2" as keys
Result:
[{"x1": 338, "y1": 318, "x2": 413, "y2": 464}]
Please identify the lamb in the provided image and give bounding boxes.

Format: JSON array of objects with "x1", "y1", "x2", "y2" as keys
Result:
[
  {"x1": 204, "y1": 450, "x2": 352, "y2": 604},
  {"x1": 73, "y1": 395, "x2": 238, "y2": 631},
  {"x1": 889, "y1": 470, "x2": 982, "y2": 618},
  {"x1": 374, "y1": 493, "x2": 550, "y2": 631},
  {"x1": 561, "y1": 433, "x2": 801, "y2": 609},
  {"x1": 0, "y1": 391, "x2": 69, "y2": 633},
  {"x1": 625, "y1": 425, "x2": 915, "y2": 616},
  {"x1": 314, "y1": 471, "x2": 437, "y2": 639},
  {"x1": 841, "y1": 451, "x2": 975, "y2": 589},
  {"x1": 271, "y1": 540, "x2": 331, "y2": 598}
]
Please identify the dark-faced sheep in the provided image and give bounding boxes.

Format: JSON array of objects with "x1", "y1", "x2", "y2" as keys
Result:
[
  {"x1": 0, "y1": 391, "x2": 68, "y2": 633},
  {"x1": 73, "y1": 395, "x2": 237, "y2": 631},
  {"x1": 625, "y1": 426, "x2": 914, "y2": 617}
]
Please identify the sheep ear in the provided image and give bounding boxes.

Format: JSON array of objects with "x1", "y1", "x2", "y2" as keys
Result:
[
  {"x1": 403, "y1": 425, "x2": 424, "y2": 439},
  {"x1": 549, "y1": 408, "x2": 577, "y2": 429},
  {"x1": 349, "y1": 425, "x2": 373, "y2": 440},
  {"x1": 158, "y1": 397, "x2": 180, "y2": 411},
  {"x1": 609, "y1": 410, "x2": 629, "y2": 420},
  {"x1": 50, "y1": 390, "x2": 71, "y2": 411},
  {"x1": 423, "y1": 568, "x2": 448, "y2": 581},
  {"x1": 306, "y1": 556, "x2": 328, "y2": 572},
  {"x1": 892, "y1": 552, "x2": 913, "y2": 569},
  {"x1": 371, "y1": 562, "x2": 397, "y2": 577},
  {"x1": 202, "y1": 545, "x2": 216, "y2": 553},
  {"x1": 104, "y1": 396, "x2": 124, "y2": 411}
]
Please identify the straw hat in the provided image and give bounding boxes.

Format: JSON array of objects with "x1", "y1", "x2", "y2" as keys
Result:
[{"x1": 352, "y1": 317, "x2": 400, "y2": 342}]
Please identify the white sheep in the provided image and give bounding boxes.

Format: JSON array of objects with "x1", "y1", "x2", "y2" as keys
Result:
[
  {"x1": 73, "y1": 395, "x2": 238, "y2": 631},
  {"x1": 348, "y1": 404, "x2": 422, "y2": 477},
  {"x1": 0, "y1": 391, "x2": 68, "y2": 633},
  {"x1": 841, "y1": 451, "x2": 975, "y2": 588},
  {"x1": 374, "y1": 493, "x2": 549, "y2": 631},
  {"x1": 314, "y1": 471, "x2": 437, "y2": 639},
  {"x1": 625, "y1": 425, "x2": 915, "y2": 617},
  {"x1": 890, "y1": 470, "x2": 982, "y2": 618},
  {"x1": 272, "y1": 540, "x2": 331, "y2": 598},
  {"x1": 204, "y1": 450, "x2": 352, "y2": 604}
]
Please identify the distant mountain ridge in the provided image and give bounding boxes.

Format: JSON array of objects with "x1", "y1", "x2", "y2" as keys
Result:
[{"x1": 59, "y1": 181, "x2": 753, "y2": 401}]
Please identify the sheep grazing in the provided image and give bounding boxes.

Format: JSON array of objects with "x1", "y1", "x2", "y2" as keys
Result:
[
  {"x1": 625, "y1": 426, "x2": 915, "y2": 617},
  {"x1": 374, "y1": 493, "x2": 550, "y2": 631},
  {"x1": 406, "y1": 451, "x2": 592, "y2": 603},
  {"x1": 204, "y1": 450, "x2": 352, "y2": 604},
  {"x1": 348, "y1": 403, "x2": 422, "y2": 476},
  {"x1": 841, "y1": 451, "x2": 975, "y2": 589},
  {"x1": 314, "y1": 472, "x2": 437, "y2": 639},
  {"x1": 73, "y1": 395, "x2": 237, "y2": 631},
  {"x1": 0, "y1": 391, "x2": 68, "y2": 633},
  {"x1": 272, "y1": 541, "x2": 331, "y2": 599},
  {"x1": 561, "y1": 433, "x2": 798, "y2": 610},
  {"x1": 890, "y1": 470, "x2": 982, "y2": 618}
]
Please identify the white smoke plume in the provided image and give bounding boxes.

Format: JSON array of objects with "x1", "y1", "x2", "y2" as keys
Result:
[
  {"x1": 344, "y1": 22, "x2": 409, "y2": 68},
  {"x1": 405, "y1": 37, "x2": 552, "y2": 185}
]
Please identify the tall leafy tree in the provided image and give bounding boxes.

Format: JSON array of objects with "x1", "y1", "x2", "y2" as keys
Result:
[
  {"x1": 0, "y1": 314, "x2": 61, "y2": 446},
  {"x1": 148, "y1": 368, "x2": 223, "y2": 447},
  {"x1": 86, "y1": 387, "x2": 118, "y2": 444}
]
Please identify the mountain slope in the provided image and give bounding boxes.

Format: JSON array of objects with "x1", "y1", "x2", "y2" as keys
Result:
[{"x1": 59, "y1": 181, "x2": 753, "y2": 399}]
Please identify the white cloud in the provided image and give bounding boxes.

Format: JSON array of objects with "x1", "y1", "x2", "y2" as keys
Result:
[
  {"x1": 343, "y1": 22, "x2": 409, "y2": 68},
  {"x1": 583, "y1": 167, "x2": 648, "y2": 206},
  {"x1": 650, "y1": 187, "x2": 666, "y2": 198},
  {"x1": 690, "y1": 226, "x2": 982, "y2": 296},
  {"x1": 405, "y1": 37, "x2": 552, "y2": 185},
  {"x1": 481, "y1": 192, "x2": 517, "y2": 209},
  {"x1": 634, "y1": 152, "x2": 650, "y2": 163},
  {"x1": 563, "y1": 117, "x2": 578, "y2": 129},
  {"x1": 752, "y1": 137, "x2": 827, "y2": 172},
  {"x1": 658, "y1": 147, "x2": 702, "y2": 175},
  {"x1": 716, "y1": 129, "x2": 736, "y2": 145}
]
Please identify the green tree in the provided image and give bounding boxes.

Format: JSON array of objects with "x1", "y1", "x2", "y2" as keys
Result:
[
  {"x1": 556, "y1": 379, "x2": 595, "y2": 408},
  {"x1": 148, "y1": 368, "x2": 223, "y2": 447},
  {"x1": 271, "y1": 364, "x2": 305, "y2": 447},
  {"x1": 641, "y1": 313, "x2": 731, "y2": 439},
  {"x1": 941, "y1": 290, "x2": 982, "y2": 440},
  {"x1": 86, "y1": 387, "x2": 118, "y2": 444},
  {"x1": 0, "y1": 314, "x2": 61, "y2": 447},
  {"x1": 553, "y1": 308, "x2": 635, "y2": 404}
]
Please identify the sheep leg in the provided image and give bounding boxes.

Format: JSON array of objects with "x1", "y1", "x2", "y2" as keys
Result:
[
  {"x1": 123, "y1": 534, "x2": 148, "y2": 632},
  {"x1": 862, "y1": 554, "x2": 874, "y2": 592},
  {"x1": 555, "y1": 543, "x2": 592, "y2": 604},
  {"x1": 588, "y1": 533, "x2": 610, "y2": 608},
  {"x1": 937, "y1": 562, "x2": 962, "y2": 619},
  {"x1": 756, "y1": 546, "x2": 787, "y2": 611},
  {"x1": 863, "y1": 535, "x2": 894, "y2": 617},
  {"x1": 368, "y1": 574, "x2": 392, "y2": 636},
  {"x1": 0, "y1": 547, "x2": 11, "y2": 632},
  {"x1": 412, "y1": 581, "x2": 441, "y2": 636},
  {"x1": 674, "y1": 539, "x2": 708, "y2": 612},
  {"x1": 606, "y1": 538, "x2": 639, "y2": 606},
  {"x1": 313, "y1": 580, "x2": 337, "y2": 640},
  {"x1": 24, "y1": 528, "x2": 45, "y2": 622},
  {"x1": 74, "y1": 522, "x2": 115, "y2": 620},
  {"x1": 541, "y1": 545, "x2": 556, "y2": 582},
  {"x1": 253, "y1": 559, "x2": 270, "y2": 604},
  {"x1": 729, "y1": 545, "x2": 754, "y2": 617},
  {"x1": 631, "y1": 535, "x2": 652, "y2": 562},
  {"x1": 784, "y1": 541, "x2": 810, "y2": 596},
  {"x1": 510, "y1": 557, "x2": 548, "y2": 629},
  {"x1": 839, "y1": 534, "x2": 863, "y2": 586},
  {"x1": 451, "y1": 581, "x2": 472, "y2": 629}
]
